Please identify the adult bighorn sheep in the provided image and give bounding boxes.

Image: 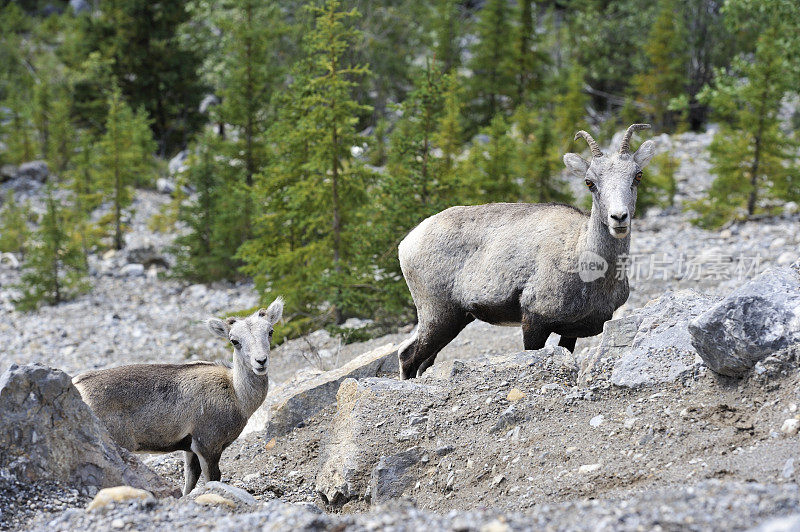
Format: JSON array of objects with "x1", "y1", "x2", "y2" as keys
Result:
[
  {"x1": 73, "y1": 298, "x2": 283, "y2": 495},
  {"x1": 397, "y1": 124, "x2": 655, "y2": 379}
]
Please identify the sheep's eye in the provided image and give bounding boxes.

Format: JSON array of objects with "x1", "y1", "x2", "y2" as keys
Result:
[
  {"x1": 634, "y1": 171, "x2": 643, "y2": 183},
  {"x1": 585, "y1": 179, "x2": 595, "y2": 189},
  {"x1": 231, "y1": 339, "x2": 240, "y2": 348}
]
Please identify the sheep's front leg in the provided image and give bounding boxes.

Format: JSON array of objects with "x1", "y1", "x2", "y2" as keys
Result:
[
  {"x1": 183, "y1": 451, "x2": 202, "y2": 495},
  {"x1": 521, "y1": 314, "x2": 549, "y2": 350}
]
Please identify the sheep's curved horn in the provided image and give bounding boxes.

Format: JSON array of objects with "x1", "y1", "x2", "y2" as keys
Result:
[
  {"x1": 573, "y1": 130, "x2": 603, "y2": 158},
  {"x1": 619, "y1": 123, "x2": 651, "y2": 155}
]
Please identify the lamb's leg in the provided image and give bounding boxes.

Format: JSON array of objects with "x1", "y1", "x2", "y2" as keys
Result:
[
  {"x1": 183, "y1": 451, "x2": 201, "y2": 495},
  {"x1": 558, "y1": 336, "x2": 577, "y2": 352},
  {"x1": 521, "y1": 314, "x2": 549, "y2": 350},
  {"x1": 191, "y1": 439, "x2": 223, "y2": 484},
  {"x1": 402, "y1": 311, "x2": 473, "y2": 379}
]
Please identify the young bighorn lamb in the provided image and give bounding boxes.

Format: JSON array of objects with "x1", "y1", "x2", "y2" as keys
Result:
[
  {"x1": 73, "y1": 298, "x2": 283, "y2": 495},
  {"x1": 397, "y1": 124, "x2": 656, "y2": 379}
]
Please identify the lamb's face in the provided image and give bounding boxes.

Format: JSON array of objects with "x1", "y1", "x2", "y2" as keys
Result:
[
  {"x1": 564, "y1": 138, "x2": 656, "y2": 239},
  {"x1": 207, "y1": 297, "x2": 284, "y2": 375}
]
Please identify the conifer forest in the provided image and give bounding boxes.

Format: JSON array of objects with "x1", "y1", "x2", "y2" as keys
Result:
[{"x1": 1, "y1": 0, "x2": 798, "y2": 334}]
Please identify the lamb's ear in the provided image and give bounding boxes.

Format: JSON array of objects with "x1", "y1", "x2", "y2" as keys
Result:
[
  {"x1": 633, "y1": 140, "x2": 656, "y2": 168},
  {"x1": 563, "y1": 153, "x2": 590, "y2": 178},
  {"x1": 207, "y1": 318, "x2": 230, "y2": 338},
  {"x1": 259, "y1": 297, "x2": 284, "y2": 324}
]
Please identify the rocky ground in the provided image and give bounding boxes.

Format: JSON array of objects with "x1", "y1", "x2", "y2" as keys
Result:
[{"x1": 2, "y1": 129, "x2": 800, "y2": 530}]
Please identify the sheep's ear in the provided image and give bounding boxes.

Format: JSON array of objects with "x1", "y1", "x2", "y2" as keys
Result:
[
  {"x1": 563, "y1": 153, "x2": 590, "y2": 178},
  {"x1": 259, "y1": 297, "x2": 284, "y2": 324},
  {"x1": 207, "y1": 318, "x2": 230, "y2": 338},
  {"x1": 633, "y1": 140, "x2": 656, "y2": 168}
]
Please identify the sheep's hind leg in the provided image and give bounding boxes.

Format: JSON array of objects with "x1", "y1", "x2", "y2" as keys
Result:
[
  {"x1": 402, "y1": 311, "x2": 473, "y2": 379},
  {"x1": 183, "y1": 451, "x2": 201, "y2": 495},
  {"x1": 521, "y1": 314, "x2": 549, "y2": 350},
  {"x1": 558, "y1": 336, "x2": 577, "y2": 352}
]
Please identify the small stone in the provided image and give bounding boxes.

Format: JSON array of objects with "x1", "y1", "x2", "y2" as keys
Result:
[
  {"x1": 781, "y1": 458, "x2": 795, "y2": 479},
  {"x1": 780, "y1": 419, "x2": 800, "y2": 436},
  {"x1": 111, "y1": 518, "x2": 125, "y2": 529},
  {"x1": 540, "y1": 383, "x2": 562, "y2": 393},
  {"x1": 119, "y1": 263, "x2": 145, "y2": 277},
  {"x1": 265, "y1": 437, "x2": 277, "y2": 451},
  {"x1": 491, "y1": 474, "x2": 505, "y2": 487},
  {"x1": 194, "y1": 493, "x2": 236, "y2": 508},
  {"x1": 506, "y1": 388, "x2": 526, "y2": 402},
  {"x1": 204, "y1": 481, "x2": 257, "y2": 506},
  {"x1": 87, "y1": 486, "x2": 153, "y2": 512},
  {"x1": 589, "y1": 414, "x2": 604, "y2": 428},
  {"x1": 579, "y1": 463, "x2": 602, "y2": 474},
  {"x1": 480, "y1": 520, "x2": 511, "y2": 532}
]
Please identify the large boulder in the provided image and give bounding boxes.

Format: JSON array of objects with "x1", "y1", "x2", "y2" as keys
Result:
[
  {"x1": 689, "y1": 265, "x2": 800, "y2": 377},
  {"x1": 125, "y1": 246, "x2": 169, "y2": 269},
  {"x1": 315, "y1": 377, "x2": 444, "y2": 507},
  {"x1": 243, "y1": 343, "x2": 398, "y2": 436},
  {"x1": 15, "y1": 161, "x2": 49, "y2": 182},
  {"x1": 580, "y1": 290, "x2": 715, "y2": 387},
  {"x1": 0, "y1": 363, "x2": 180, "y2": 498}
]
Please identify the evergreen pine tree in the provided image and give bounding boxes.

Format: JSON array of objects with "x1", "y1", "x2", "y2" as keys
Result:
[
  {"x1": 94, "y1": 83, "x2": 155, "y2": 249},
  {"x1": 213, "y1": 0, "x2": 286, "y2": 238},
  {"x1": 514, "y1": 107, "x2": 573, "y2": 204},
  {"x1": 554, "y1": 62, "x2": 589, "y2": 153},
  {"x1": 434, "y1": 73, "x2": 466, "y2": 187},
  {"x1": 632, "y1": 0, "x2": 689, "y2": 131},
  {"x1": 76, "y1": 0, "x2": 207, "y2": 154},
  {"x1": 512, "y1": 0, "x2": 546, "y2": 108},
  {"x1": 0, "y1": 191, "x2": 32, "y2": 258},
  {"x1": 16, "y1": 185, "x2": 89, "y2": 310},
  {"x1": 172, "y1": 133, "x2": 240, "y2": 282},
  {"x1": 368, "y1": 61, "x2": 449, "y2": 317},
  {"x1": 462, "y1": 114, "x2": 520, "y2": 203},
  {"x1": 693, "y1": 29, "x2": 798, "y2": 227},
  {"x1": 65, "y1": 134, "x2": 103, "y2": 258},
  {"x1": 431, "y1": 0, "x2": 461, "y2": 74},
  {"x1": 239, "y1": 0, "x2": 372, "y2": 325},
  {"x1": 467, "y1": 0, "x2": 516, "y2": 127}
]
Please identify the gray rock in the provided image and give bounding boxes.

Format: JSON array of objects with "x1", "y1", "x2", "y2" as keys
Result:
[
  {"x1": 0, "y1": 364, "x2": 180, "y2": 498},
  {"x1": 126, "y1": 246, "x2": 169, "y2": 269},
  {"x1": 156, "y1": 178, "x2": 175, "y2": 195},
  {"x1": 316, "y1": 377, "x2": 443, "y2": 507},
  {"x1": 689, "y1": 267, "x2": 800, "y2": 377},
  {"x1": 16, "y1": 161, "x2": 49, "y2": 182},
  {"x1": 0, "y1": 164, "x2": 17, "y2": 183},
  {"x1": 119, "y1": 263, "x2": 145, "y2": 277},
  {"x1": 368, "y1": 447, "x2": 421, "y2": 504},
  {"x1": 490, "y1": 405, "x2": 519, "y2": 433},
  {"x1": 69, "y1": 0, "x2": 91, "y2": 13},
  {"x1": 749, "y1": 513, "x2": 800, "y2": 532},
  {"x1": 199, "y1": 95, "x2": 220, "y2": 114},
  {"x1": 581, "y1": 290, "x2": 714, "y2": 387},
  {"x1": 168, "y1": 151, "x2": 188, "y2": 176},
  {"x1": 192, "y1": 481, "x2": 258, "y2": 508},
  {"x1": 244, "y1": 343, "x2": 398, "y2": 437}
]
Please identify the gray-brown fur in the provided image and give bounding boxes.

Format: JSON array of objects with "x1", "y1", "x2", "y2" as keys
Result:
[
  {"x1": 73, "y1": 298, "x2": 283, "y2": 495},
  {"x1": 397, "y1": 125, "x2": 656, "y2": 379}
]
